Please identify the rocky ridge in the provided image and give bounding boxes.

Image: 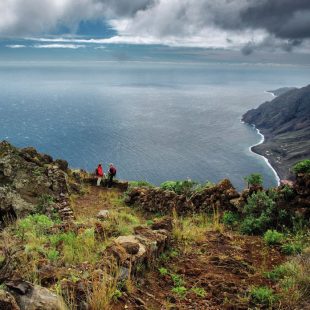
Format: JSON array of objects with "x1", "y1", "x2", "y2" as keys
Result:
[{"x1": 242, "y1": 84, "x2": 310, "y2": 180}]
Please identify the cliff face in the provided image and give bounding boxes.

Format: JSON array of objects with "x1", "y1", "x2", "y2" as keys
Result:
[
  {"x1": 0, "y1": 141, "x2": 71, "y2": 226},
  {"x1": 242, "y1": 85, "x2": 310, "y2": 180}
]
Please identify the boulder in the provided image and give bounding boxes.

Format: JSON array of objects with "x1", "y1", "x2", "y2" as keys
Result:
[
  {"x1": 5, "y1": 280, "x2": 67, "y2": 310},
  {"x1": 96, "y1": 209, "x2": 110, "y2": 220},
  {"x1": 114, "y1": 235, "x2": 146, "y2": 259}
]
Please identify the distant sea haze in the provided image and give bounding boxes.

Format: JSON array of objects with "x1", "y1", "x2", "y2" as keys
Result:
[{"x1": 0, "y1": 56, "x2": 310, "y2": 190}]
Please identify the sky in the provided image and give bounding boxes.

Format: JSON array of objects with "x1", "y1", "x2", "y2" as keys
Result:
[{"x1": 0, "y1": 0, "x2": 310, "y2": 63}]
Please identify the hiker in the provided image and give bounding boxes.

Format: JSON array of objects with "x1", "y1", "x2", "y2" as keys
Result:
[
  {"x1": 107, "y1": 163, "x2": 117, "y2": 188},
  {"x1": 95, "y1": 163, "x2": 105, "y2": 186}
]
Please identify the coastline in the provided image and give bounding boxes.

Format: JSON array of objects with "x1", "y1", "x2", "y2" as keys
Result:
[
  {"x1": 249, "y1": 124, "x2": 281, "y2": 186},
  {"x1": 264, "y1": 90, "x2": 276, "y2": 97},
  {"x1": 241, "y1": 91, "x2": 281, "y2": 186},
  {"x1": 240, "y1": 119, "x2": 281, "y2": 185}
]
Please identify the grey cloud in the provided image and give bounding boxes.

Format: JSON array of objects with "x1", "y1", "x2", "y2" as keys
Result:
[
  {"x1": 0, "y1": 0, "x2": 309, "y2": 54},
  {"x1": 98, "y1": 0, "x2": 157, "y2": 17},
  {"x1": 240, "y1": 0, "x2": 310, "y2": 39}
]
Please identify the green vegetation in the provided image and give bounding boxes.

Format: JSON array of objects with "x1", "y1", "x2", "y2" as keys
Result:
[
  {"x1": 240, "y1": 190, "x2": 291, "y2": 235},
  {"x1": 292, "y1": 159, "x2": 310, "y2": 174},
  {"x1": 244, "y1": 173, "x2": 263, "y2": 187},
  {"x1": 128, "y1": 180, "x2": 154, "y2": 188},
  {"x1": 279, "y1": 184, "x2": 295, "y2": 200},
  {"x1": 249, "y1": 286, "x2": 277, "y2": 306},
  {"x1": 191, "y1": 287, "x2": 206, "y2": 298},
  {"x1": 171, "y1": 286, "x2": 187, "y2": 298},
  {"x1": 264, "y1": 254, "x2": 310, "y2": 307},
  {"x1": 160, "y1": 180, "x2": 198, "y2": 196},
  {"x1": 263, "y1": 230, "x2": 284, "y2": 246},
  {"x1": 281, "y1": 242, "x2": 303, "y2": 255},
  {"x1": 36, "y1": 194, "x2": 55, "y2": 214},
  {"x1": 158, "y1": 267, "x2": 169, "y2": 276},
  {"x1": 222, "y1": 211, "x2": 239, "y2": 227},
  {"x1": 172, "y1": 211, "x2": 211, "y2": 252}
]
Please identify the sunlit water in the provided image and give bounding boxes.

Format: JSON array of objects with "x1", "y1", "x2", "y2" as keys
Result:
[{"x1": 0, "y1": 57, "x2": 309, "y2": 190}]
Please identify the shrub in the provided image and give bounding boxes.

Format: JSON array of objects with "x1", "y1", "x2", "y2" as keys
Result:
[
  {"x1": 263, "y1": 230, "x2": 284, "y2": 245},
  {"x1": 191, "y1": 287, "x2": 206, "y2": 297},
  {"x1": 171, "y1": 286, "x2": 187, "y2": 298},
  {"x1": 160, "y1": 180, "x2": 198, "y2": 196},
  {"x1": 159, "y1": 267, "x2": 169, "y2": 276},
  {"x1": 36, "y1": 194, "x2": 55, "y2": 214},
  {"x1": 265, "y1": 265, "x2": 288, "y2": 281},
  {"x1": 244, "y1": 173, "x2": 263, "y2": 187},
  {"x1": 222, "y1": 211, "x2": 239, "y2": 227},
  {"x1": 281, "y1": 242, "x2": 303, "y2": 255},
  {"x1": 292, "y1": 159, "x2": 310, "y2": 174},
  {"x1": 47, "y1": 249, "x2": 60, "y2": 262},
  {"x1": 279, "y1": 185, "x2": 295, "y2": 200},
  {"x1": 171, "y1": 274, "x2": 185, "y2": 287},
  {"x1": 250, "y1": 286, "x2": 276, "y2": 306},
  {"x1": 16, "y1": 214, "x2": 54, "y2": 239},
  {"x1": 240, "y1": 190, "x2": 292, "y2": 234}
]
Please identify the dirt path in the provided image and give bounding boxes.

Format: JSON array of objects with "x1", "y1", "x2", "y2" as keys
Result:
[
  {"x1": 130, "y1": 231, "x2": 285, "y2": 310},
  {"x1": 71, "y1": 186, "x2": 123, "y2": 219}
]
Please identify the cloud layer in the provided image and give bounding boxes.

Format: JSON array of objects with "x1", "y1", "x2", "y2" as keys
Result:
[{"x1": 0, "y1": 0, "x2": 310, "y2": 52}]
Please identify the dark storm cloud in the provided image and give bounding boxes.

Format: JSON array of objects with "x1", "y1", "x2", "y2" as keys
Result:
[
  {"x1": 240, "y1": 0, "x2": 310, "y2": 40},
  {"x1": 98, "y1": 0, "x2": 157, "y2": 17}
]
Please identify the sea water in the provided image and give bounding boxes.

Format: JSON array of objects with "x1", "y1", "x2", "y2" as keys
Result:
[{"x1": 1, "y1": 43, "x2": 309, "y2": 190}]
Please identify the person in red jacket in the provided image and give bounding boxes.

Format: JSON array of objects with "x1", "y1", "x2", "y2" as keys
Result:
[{"x1": 96, "y1": 163, "x2": 105, "y2": 186}]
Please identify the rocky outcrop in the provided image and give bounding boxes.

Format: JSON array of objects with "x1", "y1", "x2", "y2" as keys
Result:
[
  {"x1": 125, "y1": 179, "x2": 240, "y2": 214},
  {"x1": 242, "y1": 84, "x2": 310, "y2": 180},
  {"x1": 108, "y1": 223, "x2": 171, "y2": 273},
  {"x1": 5, "y1": 280, "x2": 67, "y2": 310},
  {"x1": 0, "y1": 141, "x2": 73, "y2": 226},
  {"x1": 191, "y1": 179, "x2": 240, "y2": 212}
]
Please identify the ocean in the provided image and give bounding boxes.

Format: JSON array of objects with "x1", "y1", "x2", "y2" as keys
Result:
[{"x1": 1, "y1": 40, "x2": 310, "y2": 190}]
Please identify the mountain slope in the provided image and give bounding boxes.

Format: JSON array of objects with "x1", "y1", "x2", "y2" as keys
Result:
[{"x1": 242, "y1": 84, "x2": 310, "y2": 180}]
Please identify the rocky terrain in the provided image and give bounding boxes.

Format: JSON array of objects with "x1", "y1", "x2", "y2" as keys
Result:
[
  {"x1": 0, "y1": 142, "x2": 309, "y2": 310},
  {"x1": 242, "y1": 84, "x2": 310, "y2": 180},
  {"x1": 266, "y1": 87, "x2": 297, "y2": 97}
]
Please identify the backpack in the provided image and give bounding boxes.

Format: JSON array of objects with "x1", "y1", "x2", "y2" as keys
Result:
[
  {"x1": 110, "y1": 167, "x2": 116, "y2": 176},
  {"x1": 95, "y1": 168, "x2": 98, "y2": 176}
]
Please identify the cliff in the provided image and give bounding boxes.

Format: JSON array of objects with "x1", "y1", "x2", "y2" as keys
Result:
[{"x1": 242, "y1": 84, "x2": 310, "y2": 180}]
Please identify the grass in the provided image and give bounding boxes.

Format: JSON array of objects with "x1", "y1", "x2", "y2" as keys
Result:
[
  {"x1": 172, "y1": 210, "x2": 211, "y2": 252},
  {"x1": 191, "y1": 287, "x2": 206, "y2": 297},
  {"x1": 263, "y1": 229, "x2": 284, "y2": 246},
  {"x1": 249, "y1": 286, "x2": 277, "y2": 306},
  {"x1": 86, "y1": 264, "x2": 120, "y2": 310},
  {"x1": 264, "y1": 250, "x2": 310, "y2": 309},
  {"x1": 171, "y1": 286, "x2": 187, "y2": 298}
]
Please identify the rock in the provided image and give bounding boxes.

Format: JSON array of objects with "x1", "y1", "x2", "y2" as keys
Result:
[
  {"x1": 0, "y1": 290, "x2": 20, "y2": 310},
  {"x1": 150, "y1": 217, "x2": 173, "y2": 231},
  {"x1": 0, "y1": 141, "x2": 71, "y2": 224},
  {"x1": 121, "y1": 242, "x2": 140, "y2": 255},
  {"x1": 114, "y1": 235, "x2": 145, "y2": 257},
  {"x1": 107, "y1": 243, "x2": 130, "y2": 264},
  {"x1": 6, "y1": 280, "x2": 67, "y2": 310},
  {"x1": 54, "y1": 159, "x2": 68, "y2": 172},
  {"x1": 96, "y1": 209, "x2": 110, "y2": 220},
  {"x1": 125, "y1": 179, "x2": 240, "y2": 215}
]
